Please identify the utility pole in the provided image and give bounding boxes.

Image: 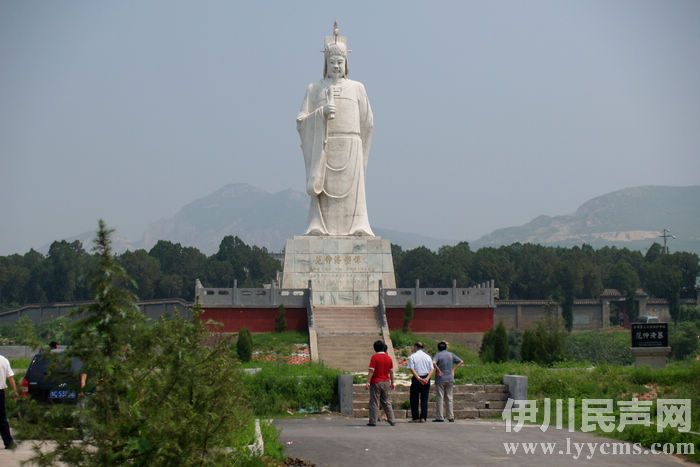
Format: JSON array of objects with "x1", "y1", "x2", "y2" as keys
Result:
[{"x1": 659, "y1": 228, "x2": 676, "y2": 254}]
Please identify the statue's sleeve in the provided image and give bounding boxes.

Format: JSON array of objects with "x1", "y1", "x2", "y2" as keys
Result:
[
  {"x1": 358, "y1": 83, "x2": 374, "y2": 172},
  {"x1": 296, "y1": 83, "x2": 327, "y2": 196}
]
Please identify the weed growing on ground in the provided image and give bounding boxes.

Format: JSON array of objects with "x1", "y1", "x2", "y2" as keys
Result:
[{"x1": 241, "y1": 362, "x2": 341, "y2": 416}]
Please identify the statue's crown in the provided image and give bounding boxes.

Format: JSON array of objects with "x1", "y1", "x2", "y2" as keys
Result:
[{"x1": 324, "y1": 21, "x2": 349, "y2": 57}]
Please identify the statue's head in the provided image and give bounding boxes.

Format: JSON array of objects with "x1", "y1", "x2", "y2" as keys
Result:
[{"x1": 323, "y1": 21, "x2": 349, "y2": 78}]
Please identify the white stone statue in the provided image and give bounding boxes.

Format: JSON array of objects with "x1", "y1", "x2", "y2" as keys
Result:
[{"x1": 296, "y1": 22, "x2": 374, "y2": 236}]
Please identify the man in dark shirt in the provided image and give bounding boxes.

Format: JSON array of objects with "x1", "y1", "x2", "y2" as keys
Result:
[{"x1": 365, "y1": 340, "x2": 395, "y2": 426}]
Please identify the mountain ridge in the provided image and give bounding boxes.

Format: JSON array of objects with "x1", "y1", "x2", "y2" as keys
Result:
[
  {"x1": 471, "y1": 185, "x2": 700, "y2": 254},
  {"x1": 40, "y1": 184, "x2": 700, "y2": 256}
]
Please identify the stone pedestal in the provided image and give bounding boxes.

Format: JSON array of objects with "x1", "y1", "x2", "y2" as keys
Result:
[
  {"x1": 281, "y1": 236, "x2": 396, "y2": 306},
  {"x1": 503, "y1": 375, "x2": 528, "y2": 405},
  {"x1": 631, "y1": 347, "x2": 671, "y2": 369}
]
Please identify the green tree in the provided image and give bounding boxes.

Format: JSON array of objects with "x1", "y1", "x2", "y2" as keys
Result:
[
  {"x1": 24, "y1": 249, "x2": 50, "y2": 304},
  {"x1": 645, "y1": 243, "x2": 663, "y2": 263},
  {"x1": 37, "y1": 316, "x2": 71, "y2": 346},
  {"x1": 581, "y1": 268, "x2": 603, "y2": 298},
  {"x1": 607, "y1": 260, "x2": 640, "y2": 322},
  {"x1": 395, "y1": 246, "x2": 442, "y2": 287},
  {"x1": 32, "y1": 220, "x2": 254, "y2": 466},
  {"x1": 669, "y1": 322, "x2": 700, "y2": 360},
  {"x1": 557, "y1": 262, "x2": 581, "y2": 332},
  {"x1": 645, "y1": 259, "x2": 683, "y2": 322},
  {"x1": 14, "y1": 314, "x2": 40, "y2": 347},
  {"x1": 469, "y1": 247, "x2": 514, "y2": 299},
  {"x1": 274, "y1": 304, "x2": 287, "y2": 333},
  {"x1": 520, "y1": 304, "x2": 566, "y2": 365},
  {"x1": 492, "y1": 321, "x2": 509, "y2": 362},
  {"x1": 402, "y1": 300, "x2": 414, "y2": 333},
  {"x1": 46, "y1": 240, "x2": 89, "y2": 302},
  {"x1": 156, "y1": 273, "x2": 184, "y2": 298},
  {"x1": 237, "y1": 327, "x2": 253, "y2": 362},
  {"x1": 479, "y1": 321, "x2": 508, "y2": 363},
  {"x1": 479, "y1": 328, "x2": 495, "y2": 363},
  {"x1": 118, "y1": 249, "x2": 161, "y2": 299}
]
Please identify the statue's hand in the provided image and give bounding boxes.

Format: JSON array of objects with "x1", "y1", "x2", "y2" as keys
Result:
[{"x1": 323, "y1": 102, "x2": 336, "y2": 119}]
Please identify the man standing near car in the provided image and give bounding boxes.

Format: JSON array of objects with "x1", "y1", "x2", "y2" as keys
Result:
[
  {"x1": 432, "y1": 341, "x2": 463, "y2": 423},
  {"x1": 407, "y1": 342, "x2": 433, "y2": 422},
  {"x1": 0, "y1": 354, "x2": 18, "y2": 449}
]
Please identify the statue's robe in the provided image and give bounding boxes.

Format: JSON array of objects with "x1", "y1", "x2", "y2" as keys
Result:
[{"x1": 296, "y1": 78, "x2": 374, "y2": 236}]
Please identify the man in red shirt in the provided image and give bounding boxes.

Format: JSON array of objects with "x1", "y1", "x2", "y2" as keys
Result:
[{"x1": 364, "y1": 340, "x2": 395, "y2": 426}]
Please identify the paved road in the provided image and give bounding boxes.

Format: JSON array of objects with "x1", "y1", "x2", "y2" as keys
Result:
[
  {"x1": 275, "y1": 416, "x2": 693, "y2": 467},
  {"x1": 1, "y1": 440, "x2": 55, "y2": 466}
]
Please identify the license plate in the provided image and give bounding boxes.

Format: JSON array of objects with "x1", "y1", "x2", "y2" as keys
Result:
[{"x1": 49, "y1": 390, "x2": 76, "y2": 399}]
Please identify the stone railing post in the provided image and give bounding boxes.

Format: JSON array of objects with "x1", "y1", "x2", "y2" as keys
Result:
[
  {"x1": 415, "y1": 279, "x2": 421, "y2": 306},
  {"x1": 270, "y1": 280, "x2": 277, "y2": 306}
]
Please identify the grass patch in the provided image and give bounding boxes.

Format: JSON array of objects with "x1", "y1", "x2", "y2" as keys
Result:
[
  {"x1": 10, "y1": 357, "x2": 31, "y2": 369},
  {"x1": 241, "y1": 361, "x2": 341, "y2": 416},
  {"x1": 564, "y1": 330, "x2": 633, "y2": 365},
  {"x1": 251, "y1": 331, "x2": 308, "y2": 353},
  {"x1": 390, "y1": 330, "x2": 479, "y2": 365},
  {"x1": 260, "y1": 420, "x2": 284, "y2": 460},
  {"x1": 245, "y1": 331, "x2": 309, "y2": 364},
  {"x1": 486, "y1": 360, "x2": 700, "y2": 462}
]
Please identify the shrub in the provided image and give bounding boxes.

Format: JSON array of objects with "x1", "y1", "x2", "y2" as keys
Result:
[
  {"x1": 479, "y1": 329, "x2": 495, "y2": 363},
  {"x1": 237, "y1": 328, "x2": 253, "y2": 362},
  {"x1": 14, "y1": 315, "x2": 40, "y2": 348},
  {"x1": 493, "y1": 322, "x2": 509, "y2": 362},
  {"x1": 678, "y1": 305, "x2": 700, "y2": 323},
  {"x1": 402, "y1": 300, "x2": 414, "y2": 332},
  {"x1": 479, "y1": 322, "x2": 509, "y2": 363},
  {"x1": 259, "y1": 420, "x2": 284, "y2": 460},
  {"x1": 508, "y1": 329, "x2": 523, "y2": 361},
  {"x1": 670, "y1": 322, "x2": 700, "y2": 360},
  {"x1": 274, "y1": 304, "x2": 286, "y2": 333},
  {"x1": 390, "y1": 330, "x2": 418, "y2": 349},
  {"x1": 242, "y1": 363, "x2": 340, "y2": 415},
  {"x1": 521, "y1": 304, "x2": 566, "y2": 365},
  {"x1": 561, "y1": 299, "x2": 573, "y2": 332},
  {"x1": 564, "y1": 331, "x2": 633, "y2": 365}
]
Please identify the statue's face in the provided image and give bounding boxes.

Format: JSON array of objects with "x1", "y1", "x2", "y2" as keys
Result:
[{"x1": 326, "y1": 54, "x2": 346, "y2": 79}]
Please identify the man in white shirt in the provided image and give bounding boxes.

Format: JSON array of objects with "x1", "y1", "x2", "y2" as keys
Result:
[
  {"x1": 407, "y1": 342, "x2": 434, "y2": 422},
  {"x1": 0, "y1": 354, "x2": 18, "y2": 449}
]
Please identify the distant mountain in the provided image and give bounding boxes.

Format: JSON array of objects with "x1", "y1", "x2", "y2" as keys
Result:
[
  {"x1": 140, "y1": 183, "x2": 453, "y2": 254},
  {"x1": 471, "y1": 186, "x2": 700, "y2": 254}
]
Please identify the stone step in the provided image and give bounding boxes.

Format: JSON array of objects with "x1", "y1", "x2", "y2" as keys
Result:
[
  {"x1": 312, "y1": 305, "x2": 391, "y2": 372},
  {"x1": 314, "y1": 315, "x2": 378, "y2": 322},
  {"x1": 353, "y1": 408, "x2": 498, "y2": 419},
  {"x1": 352, "y1": 381, "x2": 508, "y2": 393},
  {"x1": 352, "y1": 399, "x2": 508, "y2": 410},
  {"x1": 314, "y1": 317, "x2": 377, "y2": 323},
  {"x1": 353, "y1": 400, "x2": 483, "y2": 410},
  {"x1": 316, "y1": 334, "x2": 380, "y2": 371},
  {"x1": 314, "y1": 310, "x2": 376, "y2": 315},
  {"x1": 317, "y1": 330, "x2": 382, "y2": 336},
  {"x1": 352, "y1": 392, "x2": 510, "y2": 403},
  {"x1": 352, "y1": 386, "x2": 508, "y2": 397}
]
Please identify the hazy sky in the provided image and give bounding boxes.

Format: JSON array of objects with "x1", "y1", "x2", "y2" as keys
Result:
[{"x1": 1, "y1": 0, "x2": 699, "y2": 255}]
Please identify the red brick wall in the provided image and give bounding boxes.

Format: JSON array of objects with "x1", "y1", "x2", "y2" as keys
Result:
[
  {"x1": 386, "y1": 307, "x2": 493, "y2": 332},
  {"x1": 200, "y1": 308, "x2": 308, "y2": 333}
]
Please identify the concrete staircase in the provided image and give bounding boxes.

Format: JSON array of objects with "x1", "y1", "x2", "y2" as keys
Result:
[
  {"x1": 351, "y1": 383, "x2": 509, "y2": 419},
  {"x1": 313, "y1": 306, "x2": 393, "y2": 372}
]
